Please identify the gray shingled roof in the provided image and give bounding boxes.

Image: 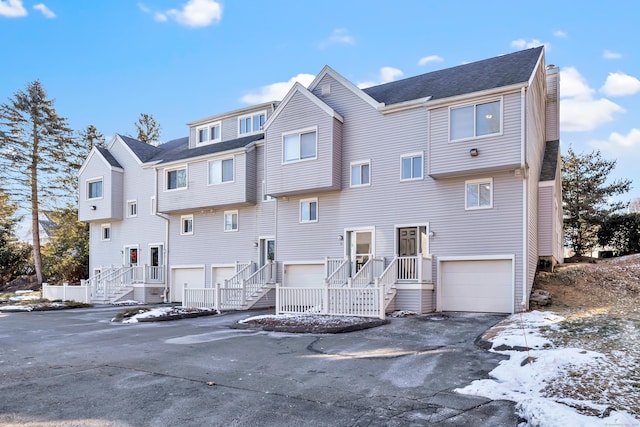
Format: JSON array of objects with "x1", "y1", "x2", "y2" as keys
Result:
[
  {"x1": 540, "y1": 140, "x2": 560, "y2": 181},
  {"x1": 96, "y1": 146, "x2": 123, "y2": 168},
  {"x1": 363, "y1": 46, "x2": 543, "y2": 105},
  {"x1": 117, "y1": 134, "x2": 161, "y2": 163},
  {"x1": 148, "y1": 133, "x2": 264, "y2": 165}
]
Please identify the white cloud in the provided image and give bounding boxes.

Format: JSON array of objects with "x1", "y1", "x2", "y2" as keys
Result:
[
  {"x1": 510, "y1": 38, "x2": 550, "y2": 51},
  {"x1": 600, "y1": 72, "x2": 640, "y2": 97},
  {"x1": 240, "y1": 74, "x2": 316, "y2": 104},
  {"x1": 318, "y1": 28, "x2": 354, "y2": 49},
  {"x1": 357, "y1": 67, "x2": 403, "y2": 89},
  {"x1": 0, "y1": 0, "x2": 27, "y2": 17},
  {"x1": 560, "y1": 67, "x2": 626, "y2": 132},
  {"x1": 590, "y1": 128, "x2": 640, "y2": 154},
  {"x1": 553, "y1": 30, "x2": 567, "y2": 38},
  {"x1": 33, "y1": 3, "x2": 55, "y2": 18},
  {"x1": 145, "y1": 0, "x2": 222, "y2": 28},
  {"x1": 560, "y1": 67, "x2": 594, "y2": 99},
  {"x1": 603, "y1": 50, "x2": 622, "y2": 60},
  {"x1": 417, "y1": 55, "x2": 443, "y2": 66}
]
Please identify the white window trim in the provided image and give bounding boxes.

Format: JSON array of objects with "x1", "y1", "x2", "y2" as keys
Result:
[
  {"x1": 86, "y1": 177, "x2": 104, "y2": 200},
  {"x1": 101, "y1": 223, "x2": 111, "y2": 241},
  {"x1": 196, "y1": 121, "x2": 222, "y2": 146},
  {"x1": 282, "y1": 126, "x2": 318, "y2": 165},
  {"x1": 224, "y1": 210, "x2": 239, "y2": 232},
  {"x1": 449, "y1": 97, "x2": 503, "y2": 142},
  {"x1": 300, "y1": 197, "x2": 319, "y2": 223},
  {"x1": 237, "y1": 110, "x2": 266, "y2": 136},
  {"x1": 400, "y1": 152, "x2": 424, "y2": 182},
  {"x1": 465, "y1": 177, "x2": 493, "y2": 210},
  {"x1": 350, "y1": 159, "x2": 371, "y2": 187},
  {"x1": 126, "y1": 200, "x2": 137, "y2": 218},
  {"x1": 150, "y1": 196, "x2": 156, "y2": 215},
  {"x1": 181, "y1": 214, "x2": 194, "y2": 235},
  {"x1": 207, "y1": 157, "x2": 235, "y2": 186},
  {"x1": 165, "y1": 165, "x2": 188, "y2": 192}
]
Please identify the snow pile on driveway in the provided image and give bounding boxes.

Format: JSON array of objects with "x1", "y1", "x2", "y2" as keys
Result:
[{"x1": 456, "y1": 311, "x2": 639, "y2": 426}]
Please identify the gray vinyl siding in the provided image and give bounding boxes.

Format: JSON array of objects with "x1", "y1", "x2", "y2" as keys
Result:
[
  {"x1": 78, "y1": 154, "x2": 123, "y2": 222},
  {"x1": 546, "y1": 68, "x2": 560, "y2": 141},
  {"x1": 254, "y1": 144, "x2": 276, "y2": 236},
  {"x1": 525, "y1": 61, "x2": 547, "y2": 306},
  {"x1": 88, "y1": 138, "x2": 167, "y2": 274},
  {"x1": 538, "y1": 185, "x2": 553, "y2": 255},
  {"x1": 265, "y1": 90, "x2": 342, "y2": 197},
  {"x1": 167, "y1": 205, "x2": 261, "y2": 286},
  {"x1": 157, "y1": 151, "x2": 253, "y2": 213},
  {"x1": 429, "y1": 92, "x2": 522, "y2": 178}
]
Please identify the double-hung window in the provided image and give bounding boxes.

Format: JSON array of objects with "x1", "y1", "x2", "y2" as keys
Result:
[
  {"x1": 300, "y1": 198, "x2": 318, "y2": 223},
  {"x1": 238, "y1": 112, "x2": 266, "y2": 136},
  {"x1": 87, "y1": 179, "x2": 103, "y2": 199},
  {"x1": 101, "y1": 224, "x2": 111, "y2": 241},
  {"x1": 181, "y1": 215, "x2": 193, "y2": 235},
  {"x1": 283, "y1": 127, "x2": 317, "y2": 163},
  {"x1": 166, "y1": 167, "x2": 187, "y2": 190},
  {"x1": 450, "y1": 100, "x2": 501, "y2": 141},
  {"x1": 208, "y1": 158, "x2": 234, "y2": 184},
  {"x1": 224, "y1": 210, "x2": 238, "y2": 232},
  {"x1": 465, "y1": 178, "x2": 493, "y2": 210},
  {"x1": 197, "y1": 122, "x2": 221, "y2": 145},
  {"x1": 351, "y1": 161, "x2": 370, "y2": 187},
  {"x1": 401, "y1": 153, "x2": 423, "y2": 181}
]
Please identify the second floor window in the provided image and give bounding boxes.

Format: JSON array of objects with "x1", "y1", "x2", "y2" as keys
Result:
[
  {"x1": 127, "y1": 201, "x2": 137, "y2": 217},
  {"x1": 300, "y1": 198, "x2": 318, "y2": 223},
  {"x1": 450, "y1": 100, "x2": 501, "y2": 141},
  {"x1": 88, "y1": 179, "x2": 103, "y2": 199},
  {"x1": 181, "y1": 215, "x2": 193, "y2": 235},
  {"x1": 283, "y1": 128, "x2": 317, "y2": 163},
  {"x1": 401, "y1": 153, "x2": 423, "y2": 180},
  {"x1": 101, "y1": 224, "x2": 111, "y2": 241},
  {"x1": 208, "y1": 158, "x2": 234, "y2": 184},
  {"x1": 351, "y1": 161, "x2": 370, "y2": 187},
  {"x1": 166, "y1": 167, "x2": 187, "y2": 190},
  {"x1": 466, "y1": 178, "x2": 493, "y2": 210},
  {"x1": 224, "y1": 210, "x2": 238, "y2": 231}
]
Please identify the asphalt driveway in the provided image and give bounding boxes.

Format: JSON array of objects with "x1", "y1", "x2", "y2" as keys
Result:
[{"x1": 0, "y1": 307, "x2": 520, "y2": 426}]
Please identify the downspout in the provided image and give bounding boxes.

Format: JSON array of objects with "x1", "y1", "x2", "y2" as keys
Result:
[
  {"x1": 520, "y1": 86, "x2": 528, "y2": 312},
  {"x1": 153, "y1": 167, "x2": 170, "y2": 303}
]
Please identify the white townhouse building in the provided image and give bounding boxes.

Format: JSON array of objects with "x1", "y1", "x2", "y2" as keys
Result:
[{"x1": 78, "y1": 46, "x2": 563, "y2": 317}]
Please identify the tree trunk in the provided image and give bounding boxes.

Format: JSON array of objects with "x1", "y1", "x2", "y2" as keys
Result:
[{"x1": 31, "y1": 125, "x2": 43, "y2": 285}]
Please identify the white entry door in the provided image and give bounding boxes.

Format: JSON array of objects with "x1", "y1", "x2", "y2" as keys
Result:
[{"x1": 349, "y1": 230, "x2": 372, "y2": 274}]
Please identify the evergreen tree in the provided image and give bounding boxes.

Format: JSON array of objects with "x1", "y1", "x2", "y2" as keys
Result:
[
  {"x1": 134, "y1": 113, "x2": 161, "y2": 145},
  {"x1": 598, "y1": 213, "x2": 640, "y2": 256},
  {"x1": 0, "y1": 80, "x2": 79, "y2": 285},
  {"x1": 42, "y1": 207, "x2": 89, "y2": 284},
  {"x1": 79, "y1": 124, "x2": 105, "y2": 150},
  {"x1": 0, "y1": 188, "x2": 31, "y2": 284},
  {"x1": 562, "y1": 147, "x2": 631, "y2": 257}
]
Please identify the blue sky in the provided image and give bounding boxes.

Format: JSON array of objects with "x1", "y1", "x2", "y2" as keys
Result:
[{"x1": 2, "y1": 0, "x2": 640, "y2": 203}]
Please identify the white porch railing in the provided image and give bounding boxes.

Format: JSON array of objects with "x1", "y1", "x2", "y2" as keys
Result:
[
  {"x1": 276, "y1": 284, "x2": 385, "y2": 319},
  {"x1": 324, "y1": 258, "x2": 349, "y2": 287},
  {"x1": 244, "y1": 262, "x2": 276, "y2": 297},
  {"x1": 183, "y1": 286, "x2": 216, "y2": 309},
  {"x1": 42, "y1": 282, "x2": 90, "y2": 303},
  {"x1": 224, "y1": 261, "x2": 256, "y2": 288},
  {"x1": 325, "y1": 257, "x2": 345, "y2": 277},
  {"x1": 349, "y1": 257, "x2": 385, "y2": 287}
]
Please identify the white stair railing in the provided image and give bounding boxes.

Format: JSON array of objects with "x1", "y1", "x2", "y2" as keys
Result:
[
  {"x1": 224, "y1": 262, "x2": 256, "y2": 288},
  {"x1": 350, "y1": 257, "x2": 385, "y2": 287},
  {"x1": 324, "y1": 258, "x2": 349, "y2": 287},
  {"x1": 244, "y1": 261, "x2": 275, "y2": 299}
]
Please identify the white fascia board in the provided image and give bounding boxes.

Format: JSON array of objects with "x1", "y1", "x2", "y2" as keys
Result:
[
  {"x1": 151, "y1": 144, "x2": 256, "y2": 170},
  {"x1": 263, "y1": 82, "x2": 343, "y2": 130},
  {"x1": 308, "y1": 65, "x2": 384, "y2": 110},
  {"x1": 425, "y1": 83, "x2": 526, "y2": 109},
  {"x1": 187, "y1": 102, "x2": 278, "y2": 127}
]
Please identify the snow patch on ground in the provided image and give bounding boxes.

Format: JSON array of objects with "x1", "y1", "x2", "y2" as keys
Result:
[{"x1": 456, "y1": 311, "x2": 640, "y2": 426}]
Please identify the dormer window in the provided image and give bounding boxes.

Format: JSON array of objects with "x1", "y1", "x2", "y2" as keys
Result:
[
  {"x1": 238, "y1": 111, "x2": 266, "y2": 136},
  {"x1": 196, "y1": 122, "x2": 221, "y2": 146}
]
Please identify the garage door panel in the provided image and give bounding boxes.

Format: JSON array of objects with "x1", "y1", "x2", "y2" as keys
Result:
[
  {"x1": 284, "y1": 264, "x2": 324, "y2": 287},
  {"x1": 441, "y1": 259, "x2": 512, "y2": 313},
  {"x1": 171, "y1": 268, "x2": 205, "y2": 303}
]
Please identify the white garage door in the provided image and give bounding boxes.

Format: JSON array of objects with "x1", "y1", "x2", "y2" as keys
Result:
[
  {"x1": 212, "y1": 266, "x2": 235, "y2": 286},
  {"x1": 440, "y1": 259, "x2": 513, "y2": 313},
  {"x1": 171, "y1": 268, "x2": 205, "y2": 303},
  {"x1": 284, "y1": 264, "x2": 325, "y2": 287}
]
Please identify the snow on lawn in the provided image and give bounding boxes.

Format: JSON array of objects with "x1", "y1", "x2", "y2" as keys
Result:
[
  {"x1": 117, "y1": 306, "x2": 216, "y2": 323},
  {"x1": 456, "y1": 311, "x2": 639, "y2": 426}
]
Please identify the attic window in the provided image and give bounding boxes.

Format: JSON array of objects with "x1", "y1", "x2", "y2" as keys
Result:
[
  {"x1": 196, "y1": 122, "x2": 221, "y2": 145},
  {"x1": 238, "y1": 111, "x2": 266, "y2": 136}
]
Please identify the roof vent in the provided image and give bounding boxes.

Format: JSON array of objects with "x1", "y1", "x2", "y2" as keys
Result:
[{"x1": 321, "y1": 84, "x2": 331, "y2": 96}]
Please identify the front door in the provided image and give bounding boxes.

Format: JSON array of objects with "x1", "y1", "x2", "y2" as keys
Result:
[
  {"x1": 398, "y1": 228, "x2": 418, "y2": 257},
  {"x1": 149, "y1": 245, "x2": 163, "y2": 281},
  {"x1": 260, "y1": 239, "x2": 276, "y2": 266},
  {"x1": 125, "y1": 247, "x2": 138, "y2": 267},
  {"x1": 349, "y1": 231, "x2": 372, "y2": 274}
]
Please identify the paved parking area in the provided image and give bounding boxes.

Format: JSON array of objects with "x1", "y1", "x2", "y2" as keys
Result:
[{"x1": 0, "y1": 307, "x2": 520, "y2": 426}]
